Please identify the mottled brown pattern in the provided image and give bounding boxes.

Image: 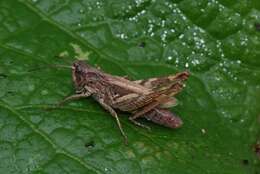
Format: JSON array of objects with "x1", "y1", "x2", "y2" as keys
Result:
[{"x1": 62, "y1": 60, "x2": 189, "y2": 143}]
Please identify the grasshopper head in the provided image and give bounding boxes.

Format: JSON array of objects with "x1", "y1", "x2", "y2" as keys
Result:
[
  {"x1": 72, "y1": 60, "x2": 104, "y2": 92},
  {"x1": 72, "y1": 60, "x2": 90, "y2": 87},
  {"x1": 73, "y1": 60, "x2": 91, "y2": 74}
]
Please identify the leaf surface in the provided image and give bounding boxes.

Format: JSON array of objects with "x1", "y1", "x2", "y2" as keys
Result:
[{"x1": 0, "y1": 0, "x2": 260, "y2": 173}]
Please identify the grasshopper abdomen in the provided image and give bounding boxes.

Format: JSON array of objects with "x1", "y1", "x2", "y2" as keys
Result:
[{"x1": 145, "y1": 108, "x2": 183, "y2": 128}]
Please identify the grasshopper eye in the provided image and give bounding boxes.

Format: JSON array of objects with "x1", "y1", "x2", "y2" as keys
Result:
[{"x1": 73, "y1": 63, "x2": 82, "y2": 73}]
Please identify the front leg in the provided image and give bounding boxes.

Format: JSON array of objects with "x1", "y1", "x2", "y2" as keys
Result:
[
  {"x1": 95, "y1": 97, "x2": 128, "y2": 144},
  {"x1": 58, "y1": 92, "x2": 91, "y2": 106}
]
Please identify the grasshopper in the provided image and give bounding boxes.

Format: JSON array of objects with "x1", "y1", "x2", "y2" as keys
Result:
[{"x1": 60, "y1": 60, "x2": 189, "y2": 143}]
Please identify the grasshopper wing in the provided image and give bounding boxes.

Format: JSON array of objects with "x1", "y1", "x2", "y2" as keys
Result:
[
  {"x1": 133, "y1": 71, "x2": 189, "y2": 108},
  {"x1": 112, "y1": 82, "x2": 184, "y2": 112},
  {"x1": 134, "y1": 71, "x2": 189, "y2": 90}
]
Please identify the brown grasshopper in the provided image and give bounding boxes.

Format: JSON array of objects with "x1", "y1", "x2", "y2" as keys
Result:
[{"x1": 60, "y1": 60, "x2": 189, "y2": 143}]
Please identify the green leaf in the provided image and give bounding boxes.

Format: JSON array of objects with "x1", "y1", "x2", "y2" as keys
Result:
[{"x1": 0, "y1": 0, "x2": 260, "y2": 173}]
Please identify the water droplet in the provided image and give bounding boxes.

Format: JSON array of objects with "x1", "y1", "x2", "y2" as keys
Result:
[
  {"x1": 170, "y1": 29, "x2": 175, "y2": 33},
  {"x1": 79, "y1": 9, "x2": 85, "y2": 14},
  {"x1": 221, "y1": 110, "x2": 231, "y2": 118},
  {"x1": 135, "y1": 0, "x2": 144, "y2": 7},
  {"x1": 179, "y1": 34, "x2": 184, "y2": 39},
  {"x1": 140, "y1": 10, "x2": 146, "y2": 15},
  {"x1": 116, "y1": 33, "x2": 127, "y2": 39},
  {"x1": 96, "y1": 1, "x2": 101, "y2": 6},
  {"x1": 201, "y1": 128, "x2": 206, "y2": 134},
  {"x1": 215, "y1": 77, "x2": 220, "y2": 81},
  {"x1": 161, "y1": 30, "x2": 168, "y2": 42},
  {"x1": 167, "y1": 56, "x2": 173, "y2": 60},
  {"x1": 185, "y1": 62, "x2": 189, "y2": 68},
  {"x1": 161, "y1": 20, "x2": 165, "y2": 27},
  {"x1": 191, "y1": 59, "x2": 200, "y2": 66}
]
